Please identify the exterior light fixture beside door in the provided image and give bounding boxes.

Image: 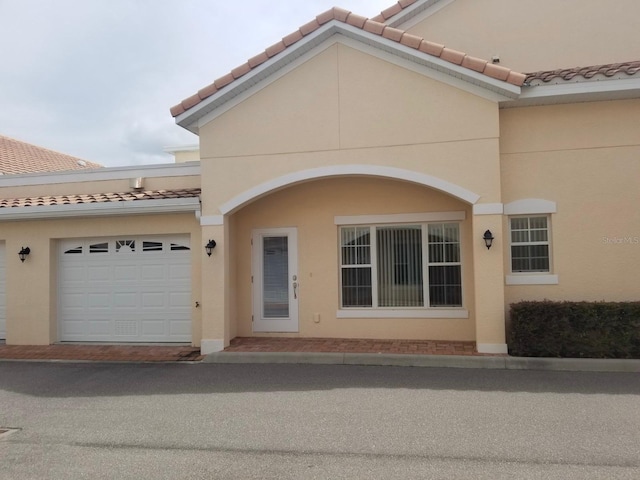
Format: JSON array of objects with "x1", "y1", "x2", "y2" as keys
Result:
[
  {"x1": 483, "y1": 230, "x2": 494, "y2": 250},
  {"x1": 18, "y1": 246, "x2": 31, "y2": 262},
  {"x1": 205, "y1": 239, "x2": 217, "y2": 257}
]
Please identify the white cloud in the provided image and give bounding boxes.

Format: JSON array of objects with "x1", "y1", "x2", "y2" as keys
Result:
[{"x1": 0, "y1": 0, "x2": 393, "y2": 167}]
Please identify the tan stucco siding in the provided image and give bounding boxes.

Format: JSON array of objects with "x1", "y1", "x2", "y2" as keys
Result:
[
  {"x1": 500, "y1": 100, "x2": 640, "y2": 305},
  {"x1": 405, "y1": 0, "x2": 640, "y2": 72},
  {"x1": 199, "y1": 43, "x2": 501, "y2": 214},
  {"x1": 232, "y1": 177, "x2": 476, "y2": 341},
  {"x1": 201, "y1": 43, "x2": 498, "y2": 157},
  {"x1": 0, "y1": 213, "x2": 201, "y2": 345}
]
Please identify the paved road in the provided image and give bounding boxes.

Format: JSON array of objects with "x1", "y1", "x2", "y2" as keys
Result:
[{"x1": 1, "y1": 362, "x2": 639, "y2": 479}]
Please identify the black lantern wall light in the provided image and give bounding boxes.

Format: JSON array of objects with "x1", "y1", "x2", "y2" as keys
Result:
[
  {"x1": 18, "y1": 246, "x2": 31, "y2": 262},
  {"x1": 483, "y1": 230, "x2": 494, "y2": 250},
  {"x1": 205, "y1": 239, "x2": 217, "y2": 257}
]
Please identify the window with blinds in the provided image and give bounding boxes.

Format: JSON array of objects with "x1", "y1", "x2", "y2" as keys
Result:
[{"x1": 340, "y1": 223, "x2": 462, "y2": 309}]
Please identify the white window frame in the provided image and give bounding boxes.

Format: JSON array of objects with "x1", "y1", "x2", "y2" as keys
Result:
[
  {"x1": 506, "y1": 214, "x2": 558, "y2": 285},
  {"x1": 335, "y1": 212, "x2": 468, "y2": 319}
]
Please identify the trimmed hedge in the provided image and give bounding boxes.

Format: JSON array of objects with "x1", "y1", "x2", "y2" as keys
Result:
[{"x1": 508, "y1": 300, "x2": 640, "y2": 358}]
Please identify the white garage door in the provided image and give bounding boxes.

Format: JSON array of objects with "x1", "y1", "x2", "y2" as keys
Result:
[
  {"x1": 59, "y1": 236, "x2": 191, "y2": 343},
  {"x1": 0, "y1": 243, "x2": 5, "y2": 340}
]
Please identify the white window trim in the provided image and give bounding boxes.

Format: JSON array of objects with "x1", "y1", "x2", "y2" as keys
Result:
[
  {"x1": 504, "y1": 199, "x2": 557, "y2": 215},
  {"x1": 506, "y1": 274, "x2": 559, "y2": 285},
  {"x1": 507, "y1": 214, "x2": 556, "y2": 284},
  {"x1": 336, "y1": 308, "x2": 469, "y2": 319},
  {"x1": 338, "y1": 217, "x2": 466, "y2": 315},
  {"x1": 335, "y1": 211, "x2": 465, "y2": 226}
]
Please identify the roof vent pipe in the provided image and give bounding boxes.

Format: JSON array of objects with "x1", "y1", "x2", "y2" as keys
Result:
[{"x1": 130, "y1": 177, "x2": 144, "y2": 190}]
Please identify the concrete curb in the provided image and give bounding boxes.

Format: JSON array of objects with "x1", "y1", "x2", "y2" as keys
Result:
[{"x1": 203, "y1": 351, "x2": 640, "y2": 372}]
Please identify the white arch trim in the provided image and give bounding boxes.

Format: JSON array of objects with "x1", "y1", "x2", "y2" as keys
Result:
[
  {"x1": 504, "y1": 199, "x2": 557, "y2": 215},
  {"x1": 219, "y1": 165, "x2": 481, "y2": 215}
]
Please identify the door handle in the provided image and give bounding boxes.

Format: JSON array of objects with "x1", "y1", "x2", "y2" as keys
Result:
[{"x1": 293, "y1": 275, "x2": 298, "y2": 299}]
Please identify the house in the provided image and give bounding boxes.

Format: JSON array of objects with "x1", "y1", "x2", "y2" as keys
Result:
[{"x1": 0, "y1": 0, "x2": 638, "y2": 353}]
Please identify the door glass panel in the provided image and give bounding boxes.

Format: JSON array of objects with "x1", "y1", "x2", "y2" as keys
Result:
[{"x1": 263, "y1": 236, "x2": 289, "y2": 318}]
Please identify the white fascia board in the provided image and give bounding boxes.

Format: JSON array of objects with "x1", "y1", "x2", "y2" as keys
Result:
[
  {"x1": 178, "y1": 21, "x2": 520, "y2": 132},
  {"x1": 0, "y1": 162, "x2": 201, "y2": 188},
  {"x1": 502, "y1": 77, "x2": 640, "y2": 108},
  {"x1": 0, "y1": 197, "x2": 200, "y2": 222}
]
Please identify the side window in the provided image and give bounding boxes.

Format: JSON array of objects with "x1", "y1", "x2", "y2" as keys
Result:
[{"x1": 510, "y1": 216, "x2": 550, "y2": 272}]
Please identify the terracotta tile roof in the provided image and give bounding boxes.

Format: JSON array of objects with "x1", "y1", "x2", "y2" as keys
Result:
[
  {"x1": 371, "y1": 0, "x2": 420, "y2": 23},
  {"x1": 0, "y1": 188, "x2": 201, "y2": 209},
  {"x1": 525, "y1": 61, "x2": 640, "y2": 85},
  {"x1": 170, "y1": 5, "x2": 526, "y2": 118},
  {"x1": 0, "y1": 135, "x2": 102, "y2": 175}
]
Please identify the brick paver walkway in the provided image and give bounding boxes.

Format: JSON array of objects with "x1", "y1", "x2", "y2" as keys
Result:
[
  {"x1": 0, "y1": 337, "x2": 502, "y2": 362},
  {"x1": 225, "y1": 337, "x2": 498, "y2": 356},
  {"x1": 0, "y1": 344, "x2": 203, "y2": 362}
]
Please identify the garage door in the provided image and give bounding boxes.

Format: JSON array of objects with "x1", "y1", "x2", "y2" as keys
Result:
[
  {"x1": 0, "y1": 243, "x2": 5, "y2": 340},
  {"x1": 58, "y1": 236, "x2": 191, "y2": 343}
]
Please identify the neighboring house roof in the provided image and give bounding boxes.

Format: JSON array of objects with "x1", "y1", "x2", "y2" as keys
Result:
[
  {"x1": 0, "y1": 188, "x2": 201, "y2": 209},
  {"x1": 170, "y1": 5, "x2": 526, "y2": 119},
  {"x1": 525, "y1": 61, "x2": 640, "y2": 86},
  {"x1": 0, "y1": 134, "x2": 102, "y2": 175}
]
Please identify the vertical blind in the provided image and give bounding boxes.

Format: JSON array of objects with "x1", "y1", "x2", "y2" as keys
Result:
[
  {"x1": 263, "y1": 236, "x2": 289, "y2": 318},
  {"x1": 377, "y1": 226, "x2": 423, "y2": 307},
  {"x1": 340, "y1": 223, "x2": 462, "y2": 308}
]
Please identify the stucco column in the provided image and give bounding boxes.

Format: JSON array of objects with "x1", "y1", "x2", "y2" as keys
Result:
[
  {"x1": 471, "y1": 212, "x2": 508, "y2": 354},
  {"x1": 5, "y1": 237, "x2": 54, "y2": 345},
  {"x1": 200, "y1": 222, "x2": 229, "y2": 354}
]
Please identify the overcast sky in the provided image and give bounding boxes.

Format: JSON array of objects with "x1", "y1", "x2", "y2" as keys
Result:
[{"x1": 0, "y1": 0, "x2": 394, "y2": 167}]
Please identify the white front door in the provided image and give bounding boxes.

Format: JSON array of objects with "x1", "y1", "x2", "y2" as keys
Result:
[{"x1": 252, "y1": 228, "x2": 299, "y2": 332}]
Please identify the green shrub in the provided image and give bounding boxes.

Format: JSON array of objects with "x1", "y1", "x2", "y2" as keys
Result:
[{"x1": 508, "y1": 301, "x2": 640, "y2": 358}]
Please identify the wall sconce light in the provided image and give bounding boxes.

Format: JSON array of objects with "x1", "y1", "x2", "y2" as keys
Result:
[
  {"x1": 18, "y1": 246, "x2": 31, "y2": 262},
  {"x1": 483, "y1": 230, "x2": 494, "y2": 250},
  {"x1": 205, "y1": 239, "x2": 217, "y2": 257}
]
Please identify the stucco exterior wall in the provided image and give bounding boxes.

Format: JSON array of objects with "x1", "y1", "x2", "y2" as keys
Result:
[
  {"x1": 0, "y1": 213, "x2": 201, "y2": 345},
  {"x1": 232, "y1": 177, "x2": 476, "y2": 341},
  {"x1": 199, "y1": 43, "x2": 502, "y2": 214},
  {"x1": 500, "y1": 99, "x2": 640, "y2": 306},
  {"x1": 404, "y1": 0, "x2": 640, "y2": 72}
]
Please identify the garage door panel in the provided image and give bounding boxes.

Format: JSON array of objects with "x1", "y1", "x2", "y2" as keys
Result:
[
  {"x1": 59, "y1": 236, "x2": 191, "y2": 343},
  {"x1": 88, "y1": 265, "x2": 112, "y2": 282},
  {"x1": 141, "y1": 292, "x2": 166, "y2": 308},
  {"x1": 113, "y1": 264, "x2": 138, "y2": 282},
  {"x1": 169, "y1": 320, "x2": 191, "y2": 336},
  {"x1": 113, "y1": 292, "x2": 139, "y2": 308},
  {"x1": 169, "y1": 264, "x2": 190, "y2": 280},
  {"x1": 86, "y1": 292, "x2": 111, "y2": 309},
  {"x1": 140, "y1": 264, "x2": 165, "y2": 281},
  {"x1": 169, "y1": 292, "x2": 191, "y2": 308}
]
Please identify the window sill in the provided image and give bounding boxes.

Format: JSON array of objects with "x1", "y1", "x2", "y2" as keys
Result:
[
  {"x1": 505, "y1": 274, "x2": 559, "y2": 285},
  {"x1": 336, "y1": 309, "x2": 469, "y2": 319}
]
